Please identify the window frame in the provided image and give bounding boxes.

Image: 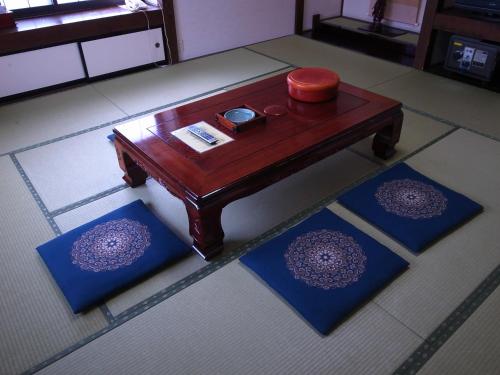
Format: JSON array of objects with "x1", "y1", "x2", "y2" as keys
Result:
[{"x1": 10, "y1": 0, "x2": 124, "y2": 19}]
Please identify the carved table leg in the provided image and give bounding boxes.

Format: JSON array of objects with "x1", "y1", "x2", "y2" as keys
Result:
[
  {"x1": 372, "y1": 110, "x2": 403, "y2": 160},
  {"x1": 185, "y1": 202, "x2": 225, "y2": 260},
  {"x1": 115, "y1": 142, "x2": 148, "y2": 187}
]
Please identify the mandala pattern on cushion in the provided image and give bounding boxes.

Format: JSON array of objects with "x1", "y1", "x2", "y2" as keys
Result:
[
  {"x1": 284, "y1": 230, "x2": 367, "y2": 290},
  {"x1": 71, "y1": 219, "x2": 151, "y2": 272},
  {"x1": 375, "y1": 178, "x2": 448, "y2": 219}
]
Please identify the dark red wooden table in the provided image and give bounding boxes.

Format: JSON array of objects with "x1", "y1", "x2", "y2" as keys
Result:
[{"x1": 113, "y1": 72, "x2": 403, "y2": 260}]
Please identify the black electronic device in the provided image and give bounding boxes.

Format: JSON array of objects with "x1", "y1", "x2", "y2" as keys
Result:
[
  {"x1": 454, "y1": 0, "x2": 500, "y2": 16},
  {"x1": 444, "y1": 36, "x2": 499, "y2": 81}
]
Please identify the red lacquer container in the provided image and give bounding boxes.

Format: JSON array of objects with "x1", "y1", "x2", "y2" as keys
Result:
[{"x1": 287, "y1": 67, "x2": 340, "y2": 103}]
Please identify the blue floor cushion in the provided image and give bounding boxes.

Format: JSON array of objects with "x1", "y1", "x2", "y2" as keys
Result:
[
  {"x1": 240, "y1": 209, "x2": 408, "y2": 335},
  {"x1": 337, "y1": 163, "x2": 483, "y2": 253},
  {"x1": 37, "y1": 200, "x2": 191, "y2": 313}
]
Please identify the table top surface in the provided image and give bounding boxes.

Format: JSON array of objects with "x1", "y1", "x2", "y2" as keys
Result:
[{"x1": 114, "y1": 72, "x2": 400, "y2": 198}]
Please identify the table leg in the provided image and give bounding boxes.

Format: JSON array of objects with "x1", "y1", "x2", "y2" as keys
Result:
[
  {"x1": 185, "y1": 202, "x2": 225, "y2": 260},
  {"x1": 115, "y1": 143, "x2": 148, "y2": 187},
  {"x1": 372, "y1": 110, "x2": 403, "y2": 159}
]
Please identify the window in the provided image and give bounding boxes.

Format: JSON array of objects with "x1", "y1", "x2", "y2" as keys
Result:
[
  {"x1": 5, "y1": 0, "x2": 53, "y2": 11},
  {"x1": 5, "y1": 0, "x2": 124, "y2": 17}
]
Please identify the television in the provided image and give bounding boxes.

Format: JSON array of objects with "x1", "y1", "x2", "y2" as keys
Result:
[{"x1": 454, "y1": 0, "x2": 500, "y2": 16}]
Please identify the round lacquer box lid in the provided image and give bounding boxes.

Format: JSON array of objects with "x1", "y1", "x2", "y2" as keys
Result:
[{"x1": 287, "y1": 67, "x2": 340, "y2": 103}]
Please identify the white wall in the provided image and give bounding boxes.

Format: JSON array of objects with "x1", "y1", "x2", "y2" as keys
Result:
[
  {"x1": 174, "y1": 0, "x2": 295, "y2": 61},
  {"x1": 303, "y1": 0, "x2": 343, "y2": 30},
  {"x1": 342, "y1": 0, "x2": 427, "y2": 33},
  {"x1": 174, "y1": 0, "x2": 343, "y2": 61}
]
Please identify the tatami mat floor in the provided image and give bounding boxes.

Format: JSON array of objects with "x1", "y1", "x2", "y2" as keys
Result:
[{"x1": 0, "y1": 35, "x2": 499, "y2": 375}]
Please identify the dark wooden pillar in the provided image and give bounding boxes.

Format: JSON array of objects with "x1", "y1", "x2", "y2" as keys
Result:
[
  {"x1": 413, "y1": 0, "x2": 439, "y2": 69},
  {"x1": 295, "y1": 0, "x2": 304, "y2": 35},
  {"x1": 161, "y1": 0, "x2": 179, "y2": 63}
]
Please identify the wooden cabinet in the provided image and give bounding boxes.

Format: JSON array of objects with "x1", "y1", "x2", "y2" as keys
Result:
[
  {"x1": 415, "y1": 0, "x2": 500, "y2": 69},
  {"x1": 0, "y1": 43, "x2": 86, "y2": 98},
  {"x1": 81, "y1": 28, "x2": 165, "y2": 78},
  {"x1": 0, "y1": 28, "x2": 167, "y2": 99}
]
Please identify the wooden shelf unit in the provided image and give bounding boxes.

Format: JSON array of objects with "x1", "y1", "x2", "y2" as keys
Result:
[{"x1": 415, "y1": 0, "x2": 500, "y2": 69}]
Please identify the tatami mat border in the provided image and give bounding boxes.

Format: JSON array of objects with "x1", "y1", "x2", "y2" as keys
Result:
[
  {"x1": 243, "y1": 46, "x2": 299, "y2": 67},
  {"x1": 1, "y1": 117, "x2": 128, "y2": 159},
  {"x1": 394, "y1": 265, "x2": 500, "y2": 375},
  {"x1": 99, "y1": 305, "x2": 114, "y2": 324},
  {"x1": 9, "y1": 154, "x2": 61, "y2": 236},
  {"x1": 50, "y1": 183, "x2": 130, "y2": 218}
]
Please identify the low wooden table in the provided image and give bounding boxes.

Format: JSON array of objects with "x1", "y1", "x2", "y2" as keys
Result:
[{"x1": 113, "y1": 72, "x2": 402, "y2": 260}]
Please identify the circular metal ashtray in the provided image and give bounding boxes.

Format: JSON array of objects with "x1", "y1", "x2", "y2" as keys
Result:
[{"x1": 224, "y1": 108, "x2": 256, "y2": 125}]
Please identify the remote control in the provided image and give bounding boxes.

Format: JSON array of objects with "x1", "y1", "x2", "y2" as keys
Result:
[{"x1": 187, "y1": 125, "x2": 218, "y2": 145}]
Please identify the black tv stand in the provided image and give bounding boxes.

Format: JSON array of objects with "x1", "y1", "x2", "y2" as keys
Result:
[
  {"x1": 311, "y1": 15, "x2": 417, "y2": 66},
  {"x1": 473, "y1": 13, "x2": 500, "y2": 22},
  {"x1": 358, "y1": 24, "x2": 407, "y2": 37}
]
